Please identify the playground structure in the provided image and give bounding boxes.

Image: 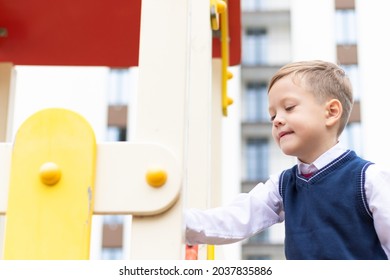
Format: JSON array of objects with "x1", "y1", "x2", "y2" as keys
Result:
[{"x1": 0, "y1": 0, "x2": 241, "y2": 259}]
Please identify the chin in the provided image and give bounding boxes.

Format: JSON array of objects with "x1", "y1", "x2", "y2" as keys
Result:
[
  {"x1": 279, "y1": 143, "x2": 296, "y2": 156},
  {"x1": 280, "y1": 148, "x2": 297, "y2": 158}
]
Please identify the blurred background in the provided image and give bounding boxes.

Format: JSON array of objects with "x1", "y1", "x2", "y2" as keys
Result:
[{"x1": 2, "y1": 0, "x2": 390, "y2": 260}]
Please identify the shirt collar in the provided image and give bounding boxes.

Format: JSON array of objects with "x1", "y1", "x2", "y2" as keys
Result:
[{"x1": 297, "y1": 143, "x2": 347, "y2": 174}]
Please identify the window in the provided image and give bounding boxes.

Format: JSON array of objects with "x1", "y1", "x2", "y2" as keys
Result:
[
  {"x1": 106, "y1": 126, "x2": 127, "y2": 141},
  {"x1": 245, "y1": 82, "x2": 269, "y2": 122},
  {"x1": 101, "y1": 248, "x2": 123, "y2": 260},
  {"x1": 103, "y1": 215, "x2": 124, "y2": 225},
  {"x1": 339, "y1": 123, "x2": 362, "y2": 156},
  {"x1": 248, "y1": 230, "x2": 270, "y2": 244},
  {"x1": 241, "y1": 0, "x2": 265, "y2": 11},
  {"x1": 242, "y1": 29, "x2": 268, "y2": 65},
  {"x1": 341, "y1": 64, "x2": 360, "y2": 101},
  {"x1": 246, "y1": 138, "x2": 269, "y2": 181},
  {"x1": 335, "y1": 9, "x2": 357, "y2": 45},
  {"x1": 108, "y1": 68, "x2": 130, "y2": 105}
]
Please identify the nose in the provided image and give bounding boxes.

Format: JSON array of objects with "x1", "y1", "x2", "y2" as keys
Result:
[{"x1": 272, "y1": 114, "x2": 285, "y2": 127}]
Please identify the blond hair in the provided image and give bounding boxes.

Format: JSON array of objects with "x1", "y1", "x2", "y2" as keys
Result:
[{"x1": 268, "y1": 60, "x2": 353, "y2": 136}]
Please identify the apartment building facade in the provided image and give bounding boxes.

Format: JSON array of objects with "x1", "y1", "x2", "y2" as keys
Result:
[{"x1": 239, "y1": 0, "x2": 362, "y2": 259}]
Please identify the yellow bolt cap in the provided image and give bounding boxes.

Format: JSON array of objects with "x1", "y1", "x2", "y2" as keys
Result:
[
  {"x1": 146, "y1": 169, "x2": 168, "y2": 188},
  {"x1": 40, "y1": 162, "x2": 61, "y2": 186}
]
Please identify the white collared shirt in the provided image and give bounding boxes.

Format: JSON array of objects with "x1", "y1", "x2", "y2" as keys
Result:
[
  {"x1": 297, "y1": 143, "x2": 346, "y2": 175},
  {"x1": 185, "y1": 143, "x2": 390, "y2": 258}
]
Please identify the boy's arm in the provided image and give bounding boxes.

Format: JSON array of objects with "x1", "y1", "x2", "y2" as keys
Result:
[
  {"x1": 185, "y1": 174, "x2": 284, "y2": 245},
  {"x1": 365, "y1": 164, "x2": 390, "y2": 259}
]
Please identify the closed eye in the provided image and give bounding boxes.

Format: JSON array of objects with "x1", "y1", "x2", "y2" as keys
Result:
[{"x1": 285, "y1": 105, "x2": 296, "y2": 112}]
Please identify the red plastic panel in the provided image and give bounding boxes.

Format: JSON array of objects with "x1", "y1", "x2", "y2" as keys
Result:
[
  {"x1": 0, "y1": 0, "x2": 240, "y2": 67},
  {"x1": 0, "y1": 0, "x2": 141, "y2": 67}
]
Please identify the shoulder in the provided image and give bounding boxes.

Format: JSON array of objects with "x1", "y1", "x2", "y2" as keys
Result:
[
  {"x1": 353, "y1": 154, "x2": 390, "y2": 193},
  {"x1": 365, "y1": 163, "x2": 390, "y2": 184},
  {"x1": 364, "y1": 163, "x2": 390, "y2": 205},
  {"x1": 363, "y1": 163, "x2": 390, "y2": 221}
]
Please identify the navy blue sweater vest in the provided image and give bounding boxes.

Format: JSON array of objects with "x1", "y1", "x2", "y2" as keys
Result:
[{"x1": 279, "y1": 150, "x2": 387, "y2": 260}]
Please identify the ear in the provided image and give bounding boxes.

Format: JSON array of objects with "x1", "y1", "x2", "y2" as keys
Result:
[{"x1": 325, "y1": 99, "x2": 342, "y2": 127}]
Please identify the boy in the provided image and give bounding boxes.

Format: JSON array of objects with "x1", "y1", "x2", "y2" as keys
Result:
[{"x1": 185, "y1": 60, "x2": 390, "y2": 260}]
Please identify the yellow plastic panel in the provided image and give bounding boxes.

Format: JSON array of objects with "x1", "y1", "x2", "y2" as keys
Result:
[{"x1": 3, "y1": 108, "x2": 96, "y2": 259}]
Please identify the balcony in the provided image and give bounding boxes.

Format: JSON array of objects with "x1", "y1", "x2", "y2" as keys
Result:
[
  {"x1": 241, "y1": 9, "x2": 290, "y2": 28},
  {"x1": 242, "y1": 121, "x2": 272, "y2": 138},
  {"x1": 242, "y1": 242, "x2": 285, "y2": 260}
]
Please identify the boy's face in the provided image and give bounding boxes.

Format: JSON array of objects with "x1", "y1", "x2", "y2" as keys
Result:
[{"x1": 268, "y1": 76, "x2": 336, "y2": 163}]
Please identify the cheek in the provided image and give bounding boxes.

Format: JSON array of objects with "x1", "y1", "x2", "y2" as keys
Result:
[
  {"x1": 271, "y1": 127, "x2": 278, "y2": 142},
  {"x1": 287, "y1": 112, "x2": 308, "y2": 129}
]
